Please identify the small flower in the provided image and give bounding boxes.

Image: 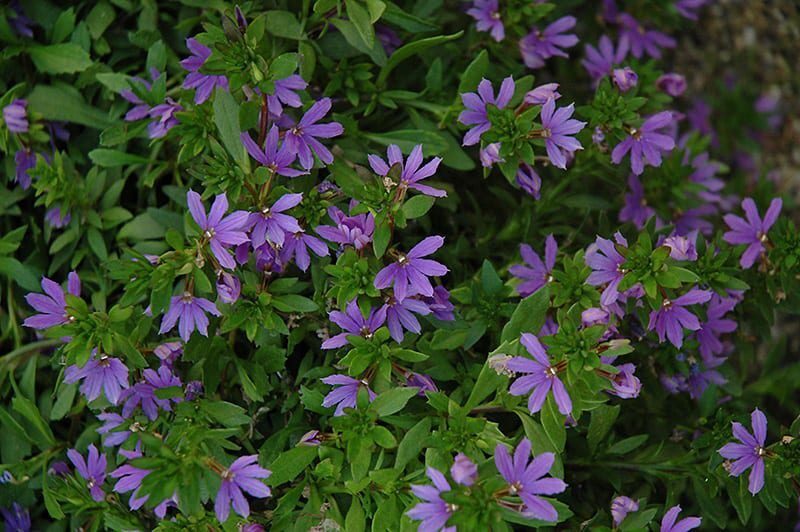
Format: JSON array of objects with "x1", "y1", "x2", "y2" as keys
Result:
[
  {"x1": 147, "y1": 98, "x2": 182, "y2": 139},
  {"x1": 3, "y1": 99, "x2": 28, "y2": 133},
  {"x1": 696, "y1": 293, "x2": 738, "y2": 358},
  {"x1": 64, "y1": 351, "x2": 129, "y2": 405},
  {"x1": 525, "y1": 83, "x2": 561, "y2": 105},
  {"x1": 23, "y1": 272, "x2": 81, "y2": 330},
  {"x1": 159, "y1": 291, "x2": 221, "y2": 342},
  {"x1": 376, "y1": 25, "x2": 402, "y2": 54},
  {"x1": 185, "y1": 380, "x2": 204, "y2": 400},
  {"x1": 322, "y1": 299, "x2": 387, "y2": 349},
  {"x1": 723, "y1": 197, "x2": 782, "y2": 269},
  {"x1": 241, "y1": 125, "x2": 306, "y2": 177},
  {"x1": 611, "y1": 112, "x2": 676, "y2": 175},
  {"x1": 674, "y1": 0, "x2": 709, "y2": 21},
  {"x1": 67, "y1": 444, "x2": 107, "y2": 502},
  {"x1": 374, "y1": 236, "x2": 449, "y2": 302},
  {"x1": 467, "y1": 0, "x2": 504, "y2": 42},
  {"x1": 516, "y1": 164, "x2": 542, "y2": 199},
  {"x1": 181, "y1": 38, "x2": 229, "y2": 104},
  {"x1": 582, "y1": 35, "x2": 628, "y2": 83},
  {"x1": 494, "y1": 438, "x2": 567, "y2": 521},
  {"x1": 718, "y1": 408, "x2": 768, "y2": 495},
  {"x1": 321, "y1": 374, "x2": 376, "y2": 416},
  {"x1": 407, "y1": 467, "x2": 456, "y2": 531},
  {"x1": 451, "y1": 453, "x2": 477, "y2": 486},
  {"x1": 508, "y1": 333, "x2": 572, "y2": 415},
  {"x1": 248, "y1": 193, "x2": 303, "y2": 248},
  {"x1": 592, "y1": 127, "x2": 605, "y2": 145},
  {"x1": 299, "y1": 430, "x2": 321, "y2": 446},
  {"x1": 369, "y1": 144, "x2": 446, "y2": 198},
  {"x1": 110, "y1": 445, "x2": 151, "y2": 511},
  {"x1": 657, "y1": 73, "x2": 687, "y2": 97},
  {"x1": 520, "y1": 16, "x2": 579, "y2": 69},
  {"x1": 619, "y1": 174, "x2": 655, "y2": 229},
  {"x1": 96, "y1": 412, "x2": 131, "y2": 447},
  {"x1": 214, "y1": 455, "x2": 272, "y2": 523},
  {"x1": 618, "y1": 14, "x2": 676, "y2": 59},
  {"x1": 647, "y1": 288, "x2": 712, "y2": 348},
  {"x1": 406, "y1": 372, "x2": 438, "y2": 395},
  {"x1": 45, "y1": 206, "x2": 71, "y2": 228},
  {"x1": 539, "y1": 98, "x2": 586, "y2": 169},
  {"x1": 611, "y1": 496, "x2": 639, "y2": 526},
  {"x1": 458, "y1": 76, "x2": 515, "y2": 146},
  {"x1": 421, "y1": 285, "x2": 455, "y2": 321},
  {"x1": 284, "y1": 97, "x2": 343, "y2": 169},
  {"x1": 154, "y1": 341, "x2": 183, "y2": 368},
  {"x1": 315, "y1": 204, "x2": 375, "y2": 251},
  {"x1": 660, "y1": 505, "x2": 701, "y2": 532},
  {"x1": 607, "y1": 361, "x2": 641, "y2": 399},
  {"x1": 8, "y1": 0, "x2": 34, "y2": 38},
  {"x1": 188, "y1": 190, "x2": 250, "y2": 269},
  {"x1": 14, "y1": 149, "x2": 36, "y2": 189},
  {"x1": 383, "y1": 296, "x2": 431, "y2": 342},
  {"x1": 216, "y1": 272, "x2": 241, "y2": 304},
  {"x1": 612, "y1": 67, "x2": 638, "y2": 92},
  {"x1": 510, "y1": 235, "x2": 557, "y2": 297},
  {"x1": 120, "y1": 366, "x2": 182, "y2": 421},
  {"x1": 479, "y1": 142, "x2": 503, "y2": 168},
  {"x1": 267, "y1": 75, "x2": 307, "y2": 117},
  {"x1": 1, "y1": 502, "x2": 31, "y2": 532},
  {"x1": 279, "y1": 231, "x2": 330, "y2": 271},
  {"x1": 586, "y1": 233, "x2": 628, "y2": 306}
]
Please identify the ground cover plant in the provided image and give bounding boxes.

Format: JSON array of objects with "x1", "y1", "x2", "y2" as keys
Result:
[{"x1": 1, "y1": 0, "x2": 799, "y2": 530}]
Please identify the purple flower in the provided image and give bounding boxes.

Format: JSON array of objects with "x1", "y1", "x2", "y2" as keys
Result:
[
  {"x1": 582, "y1": 35, "x2": 628, "y2": 83},
  {"x1": 376, "y1": 25, "x2": 402, "y2": 54},
  {"x1": 519, "y1": 16, "x2": 579, "y2": 69},
  {"x1": 159, "y1": 291, "x2": 221, "y2": 342},
  {"x1": 1, "y1": 502, "x2": 30, "y2": 532},
  {"x1": 662, "y1": 234, "x2": 697, "y2": 261},
  {"x1": 267, "y1": 75, "x2": 307, "y2": 117},
  {"x1": 467, "y1": 0, "x2": 504, "y2": 42},
  {"x1": 688, "y1": 152, "x2": 724, "y2": 204},
  {"x1": 322, "y1": 299, "x2": 387, "y2": 349},
  {"x1": 147, "y1": 97, "x2": 182, "y2": 139},
  {"x1": 586, "y1": 233, "x2": 628, "y2": 306},
  {"x1": 284, "y1": 97, "x2": 343, "y2": 169},
  {"x1": 660, "y1": 505, "x2": 701, "y2": 532},
  {"x1": 369, "y1": 144, "x2": 446, "y2": 198},
  {"x1": 374, "y1": 236, "x2": 448, "y2": 302},
  {"x1": 696, "y1": 294, "x2": 737, "y2": 358},
  {"x1": 618, "y1": 14, "x2": 676, "y2": 59},
  {"x1": 280, "y1": 231, "x2": 329, "y2": 271},
  {"x1": 612, "y1": 67, "x2": 638, "y2": 92},
  {"x1": 64, "y1": 352, "x2": 129, "y2": 405},
  {"x1": 687, "y1": 357, "x2": 726, "y2": 399},
  {"x1": 479, "y1": 142, "x2": 503, "y2": 168},
  {"x1": 67, "y1": 444, "x2": 107, "y2": 502},
  {"x1": 120, "y1": 366, "x2": 182, "y2": 421},
  {"x1": 188, "y1": 190, "x2": 250, "y2": 269},
  {"x1": 110, "y1": 445, "x2": 151, "y2": 510},
  {"x1": 674, "y1": 0, "x2": 709, "y2": 20},
  {"x1": 382, "y1": 296, "x2": 431, "y2": 342},
  {"x1": 607, "y1": 362, "x2": 641, "y2": 399},
  {"x1": 119, "y1": 71, "x2": 161, "y2": 121},
  {"x1": 723, "y1": 197, "x2": 782, "y2": 269},
  {"x1": 8, "y1": 1, "x2": 34, "y2": 37},
  {"x1": 248, "y1": 193, "x2": 303, "y2": 248},
  {"x1": 539, "y1": 98, "x2": 585, "y2": 169},
  {"x1": 299, "y1": 430, "x2": 321, "y2": 446},
  {"x1": 97, "y1": 412, "x2": 131, "y2": 447},
  {"x1": 719, "y1": 408, "x2": 768, "y2": 494},
  {"x1": 154, "y1": 341, "x2": 183, "y2": 368},
  {"x1": 214, "y1": 455, "x2": 272, "y2": 523},
  {"x1": 14, "y1": 149, "x2": 36, "y2": 189},
  {"x1": 525, "y1": 83, "x2": 561, "y2": 105},
  {"x1": 181, "y1": 38, "x2": 229, "y2": 104},
  {"x1": 611, "y1": 112, "x2": 676, "y2": 175},
  {"x1": 451, "y1": 453, "x2": 478, "y2": 486},
  {"x1": 407, "y1": 467, "x2": 456, "y2": 531},
  {"x1": 508, "y1": 333, "x2": 572, "y2": 415},
  {"x1": 657, "y1": 73, "x2": 687, "y2": 97},
  {"x1": 406, "y1": 372, "x2": 438, "y2": 395},
  {"x1": 421, "y1": 285, "x2": 455, "y2": 321},
  {"x1": 4, "y1": 99, "x2": 28, "y2": 133},
  {"x1": 23, "y1": 271, "x2": 81, "y2": 330},
  {"x1": 458, "y1": 76, "x2": 515, "y2": 146},
  {"x1": 592, "y1": 127, "x2": 605, "y2": 145},
  {"x1": 516, "y1": 164, "x2": 542, "y2": 199},
  {"x1": 611, "y1": 496, "x2": 639, "y2": 526},
  {"x1": 647, "y1": 288, "x2": 712, "y2": 348},
  {"x1": 510, "y1": 235, "x2": 557, "y2": 297},
  {"x1": 45, "y1": 206, "x2": 71, "y2": 228},
  {"x1": 185, "y1": 380, "x2": 204, "y2": 400},
  {"x1": 494, "y1": 438, "x2": 567, "y2": 521},
  {"x1": 241, "y1": 126, "x2": 306, "y2": 177},
  {"x1": 321, "y1": 374, "x2": 376, "y2": 416},
  {"x1": 216, "y1": 272, "x2": 241, "y2": 304},
  {"x1": 315, "y1": 205, "x2": 375, "y2": 251}
]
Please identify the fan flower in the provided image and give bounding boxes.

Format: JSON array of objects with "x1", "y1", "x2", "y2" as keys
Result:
[
  {"x1": 407, "y1": 467, "x2": 456, "y2": 531},
  {"x1": 718, "y1": 407, "x2": 768, "y2": 495},
  {"x1": 510, "y1": 235, "x2": 557, "y2": 297},
  {"x1": 214, "y1": 455, "x2": 272, "y2": 523},
  {"x1": 421, "y1": 285, "x2": 455, "y2": 321},
  {"x1": 241, "y1": 125, "x2": 306, "y2": 177},
  {"x1": 67, "y1": 444, "x2": 107, "y2": 502},
  {"x1": 110, "y1": 445, "x2": 151, "y2": 511},
  {"x1": 322, "y1": 299, "x2": 387, "y2": 349},
  {"x1": 508, "y1": 333, "x2": 572, "y2": 415},
  {"x1": 368, "y1": 144, "x2": 446, "y2": 197},
  {"x1": 660, "y1": 505, "x2": 701, "y2": 532},
  {"x1": 279, "y1": 230, "x2": 330, "y2": 271},
  {"x1": 722, "y1": 197, "x2": 782, "y2": 269},
  {"x1": 695, "y1": 293, "x2": 738, "y2": 358},
  {"x1": 611, "y1": 112, "x2": 676, "y2": 175},
  {"x1": 657, "y1": 73, "x2": 687, "y2": 97},
  {"x1": 494, "y1": 438, "x2": 567, "y2": 521},
  {"x1": 14, "y1": 149, "x2": 36, "y2": 189},
  {"x1": 64, "y1": 351, "x2": 129, "y2": 405},
  {"x1": 23, "y1": 271, "x2": 81, "y2": 330},
  {"x1": 120, "y1": 366, "x2": 182, "y2": 421},
  {"x1": 647, "y1": 288, "x2": 712, "y2": 348},
  {"x1": 3, "y1": 99, "x2": 28, "y2": 133},
  {"x1": 519, "y1": 16, "x2": 579, "y2": 69},
  {"x1": 539, "y1": 98, "x2": 586, "y2": 169},
  {"x1": 582, "y1": 35, "x2": 628, "y2": 83},
  {"x1": 585, "y1": 233, "x2": 628, "y2": 306},
  {"x1": 611, "y1": 496, "x2": 639, "y2": 526},
  {"x1": 181, "y1": 38, "x2": 229, "y2": 104},
  {"x1": 96, "y1": 412, "x2": 131, "y2": 447},
  {"x1": 159, "y1": 291, "x2": 221, "y2": 342},
  {"x1": 618, "y1": 14, "x2": 676, "y2": 59},
  {"x1": 248, "y1": 193, "x2": 303, "y2": 248},
  {"x1": 1, "y1": 503, "x2": 30, "y2": 532},
  {"x1": 467, "y1": 0, "x2": 504, "y2": 42},
  {"x1": 374, "y1": 236, "x2": 449, "y2": 302},
  {"x1": 187, "y1": 190, "x2": 249, "y2": 269},
  {"x1": 451, "y1": 453, "x2": 477, "y2": 486},
  {"x1": 321, "y1": 374, "x2": 376, "y2": 416},
  {"x1": 457, "y1": 76, "x2": 514, "y2": 146},
  {"x1": 315, "y1": 204, "x2": 375, "y2": 250},
  {"x1": 516, "y1": 164, "x2": 542, "y2": 199},
  {"x1": 284, "y1": 97, "x2": 343, "y2": 169},
  {"x1": 267, "y1": 75, "x2": 307, "y2": 117},
  {"x1": 382, "y1": 295, "x2": 431, "y2": 342},
  {"x1": 612, "y1": 67, "x2": 638, "y2": 92}
]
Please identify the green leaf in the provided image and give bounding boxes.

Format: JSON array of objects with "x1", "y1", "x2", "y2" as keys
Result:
[
  {"x1": 12, "y1": 396, "x2": 56, "y2": 448},
  {"x1": 264, "y1": 10, "x2": 304, "y2": 39},
  {"x1": 213, "y1": 87, "x2": 248, "y2": 168},
  {"x1": 330, "y1": 18, "x2": 387, "y2": 66},
  {"x1": 587, "y1": 404, "x2": 619, "y2": 454},
  {"x1": 51, "y1": 8, "x2": 76, "y2": 43},
  {"x1": 28, "y1": 85, "x2": 113, "y2": 129},
  {"x1": 268, "y1": 446, "x2": 317, "y2": 486},
  {"x1": 154, "y1": 386, "x2": 184, "y2": 400},
  {"x1": 370, "y1": 425, "x2": 397, "y2": 448},
  {"x1": 607, "y1": 434, "x2": 648, "y2": 455},
  {"x1": 201, "y1": 400, "x2": 251, "y2": 427},
  {"x1": 89, "y1": 148, "x2": 150, "y2": 167},
  {"x1": 0, "y1": 257, "x2": 40, "y2": 291},
  {"x1": 458, "y1": 49, "x2": 489, "y2": 93},
  {"x1": 369, "y1": 387, "x2": 418, "y2": 416},
  {"x1": 346, "y1": 0, "x2": 375, "y2": 49},
  {"x1": 395, "y1": 417, "x2": 431, "y2": 470},
  {"x1": 50, "y1": 382, "x2": 77, "y2": 420},
  {"x1": 377, "y1": 31, "x2": 463, "y2": 86},
  {"x1": 346, "y1": 498, "x2": 366, "y2": 531},
  {"x1": 373, "y1": 216, "x2": 391, "y2": 258},
  {"x1": 501, "y1": 286, "x2": 551, "y2": 343},
  {"x1": 402, "y1": 195, "x2": 435, "y2": 219},
  {"x1": 364, "y1": 130, "x2": 448, "y2": 155},
  {"x1": 29, "y1": 43, "x2": 92, "y2": 74},
  {"x1": 465, "y1": 360, "x2": 504, "y2": 410},
  {"x1": 86, "y1": 1, "x2": 115, "y2": 39},
  {"x1": 541, "y1": 397, "x2": 566, "y2": 452},
  {"x1": 272, "y1": 294, "x2": 319, "y2": 313}
]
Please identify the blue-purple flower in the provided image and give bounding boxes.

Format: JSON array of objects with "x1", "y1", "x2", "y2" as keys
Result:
[
  {"x1": 458, "y1": 76, "x2": 514, "y2": 146},
  {"x1": 4, "y1": 99, "x2": 28, "y2": 133},
  {"x1": 467, "y1": 0, "x2": 504, "y2": 42},
  {"x1": 279, "y1": 230, "x2": 329, "y2": 271},
  {"x1": 611, "y1": 112, "x2": 676, "y2": 175},
  {"x1": 647, "y1": 288, "x2": 712, "y2": 348},
  {"x1": 315, "y1": 205, "x2": 375, "y2": 251},
  {"x1": 657, "y1": 73, "x2": 687, "y2": 97},
  {"x1": 241, "y1": 125, "x2": 306, "y2": 177},
  {"x1": 147, "y1": 98, "x2": 182, "y2": 139},
  {"x1": 97, "y1": 412, "x2": 131, "y2": 447},
  {"x1": 520, "y1": 16, "x2": 579, "y2": 69},
  {"x1": 611, "y1": 496, "x2": 639, "y2": 526},
  {"x1": 421, "y1": 285, "x2": 455, "y2": 321},
  {"x1": 368, "y1": 144, "x2": 446, "y2": 198},
  {"x1": 618, "y1": 14, "x2": 676, "y2": 59},
  {"x1": 723, "y1": 197, "x2": 782, "y2": 269},
  {"x1": 45, "y1": 206, "x2": 71, "y2": 228},
  {"x1": 586, "y1": 233, "x2": 628, "y2": 306},
  {"x1": 14, "y1": 149, "x2": 36, "y2": 189},
  {"x1": 322, "y1": 299, "x2": 387, "y2": 349},
  {"x1": 451, "y1": 453, "x2": 478, "y2": 486},
  {"x1": 374, "y1": 236, "x2": 448, "y2": 302},
  {"x1": 159, "y1": 291, "x2": 221, "y2": 342},
  {"x1": 268, "y1": 75, "x2": 307, "y2": 117},
  {"x1": 718, "y1": 408, "x2": 768, "y2": 495},
  {"x1": 120, "y1": 366, "x2": 182, "y2": 420},
  {"x1": 181, "y1": 38, "x2": 229, "y2": 104},
  {"x1": 110, "y1": 445, "x2": 151, "y2": 511},
  {"x1": 64, "y1": 352, "x2": 130, "y2": 405},
  {"x1": 248, "y1": 193, "x2": 303, "y2": 248},
  {"x1": 216, "y1": 272, "x2": 241, "y2": 304},
  {"x1": 67, "y1": 444, "x2": 107, "y2": 502},
  {"x1": 516, "y1": 164, "x2": 542, "y2": 199},
  {"x1": 619, "y1": 174, "x2": 655, "y2": 228},
  {"x1": 494, "y1": 438, "x2": 567, "y2": 521},
  {"x1": 23, "y1": 271, "x2": 81, "y2": 330},
  {"x1": 321, "y1": 374, "x2": 376, "y2": 415},
  {"x1": 1, "y1": 502, "x2": 30, "y2": 532},
  {"x1": 660, "y1": 505, "x2": 701, "y2": 532},
  {"x1": 582, "y1": 35, "x2": 628, "y2": 83},
  {"x1": 508, "y1": 333, "x2": 572, "y2": 415},
  {"x1": 539, "y1": 98, "x2": 586, "y2": 169},
  {"x1": 510, "y1": 235, "x2": 557, "y2": 297},
  {"x1": 382, "y1": 295, "x2": 431, "y2": 342},
  {"x1": 407, "y1": 467, "x2": 456, "y2": 531},
  {"x1": 188, "y1": 190, "x2": 250, "y2": 269},
  {"x1": 612, "y1": 67, "x2": 638, "y2": 92},
  {"x1": 696, "y1": 293, "x2": 738, "y2": 358},
  {"x1": 214, "y1": 455, "x2": 272, "y2": 523},
  {"x1": 284, "y1": 98, "x2": 343, "y2": 169}
]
